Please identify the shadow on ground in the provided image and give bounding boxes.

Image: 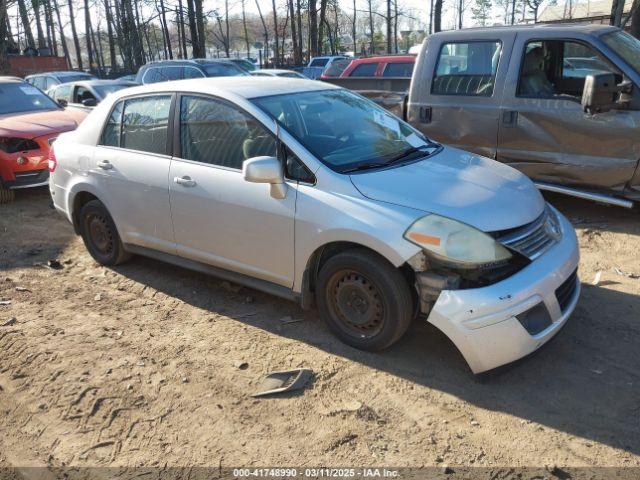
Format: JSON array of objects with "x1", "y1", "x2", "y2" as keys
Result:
[{"x1": 112, "y1": 194, "x2": 640, "y2": 458}]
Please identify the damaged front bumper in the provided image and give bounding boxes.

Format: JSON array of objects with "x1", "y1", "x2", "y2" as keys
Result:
[{"x1": 423, "y1": 210, "x2": 580, "y2": 374}]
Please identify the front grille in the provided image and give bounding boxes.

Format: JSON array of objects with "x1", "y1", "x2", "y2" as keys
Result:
[
  {"x1": 556, "y1": 269, "x2": 578, "y2": 313},
  {"x1": 497, "y1": 206, "x2": 560, "y2": 260}
]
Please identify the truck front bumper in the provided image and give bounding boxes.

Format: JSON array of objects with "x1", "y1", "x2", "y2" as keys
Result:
[{"x1": 425, "y1": 211, "x2": 580, "y2": 374}]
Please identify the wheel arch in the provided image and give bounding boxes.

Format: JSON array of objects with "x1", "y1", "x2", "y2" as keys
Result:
[{"x1": 298, "y1": 239, "x2": 418, "y2": 311}]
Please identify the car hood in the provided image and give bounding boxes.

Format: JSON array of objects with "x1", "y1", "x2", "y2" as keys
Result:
[
  {"x1": 349, "y1": 147, "x2": 546, "y2": 232},
  {"x1": 0, "y1": 109, "x2": 84, "y2": 139}
]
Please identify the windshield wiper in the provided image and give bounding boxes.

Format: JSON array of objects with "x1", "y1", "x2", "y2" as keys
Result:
[{"x1": 341, "y1": 143, "x2": 440, "y2": 174}]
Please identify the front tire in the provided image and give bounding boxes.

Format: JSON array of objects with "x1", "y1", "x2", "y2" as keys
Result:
[
  {"x1": 316, "y1": 248, "x2": 414, "y2": 351},
  {"x1": 78, "y1": 199, "x2": 131, "y2": 266},
  {"x1": 0, "y1": 184, "x2": 15, "y2": 204}
]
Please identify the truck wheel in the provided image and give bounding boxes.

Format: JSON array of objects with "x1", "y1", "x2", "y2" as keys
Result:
[
  {"x1": 316, "y1": 248, "x2": 414, "y2": 351},
  {"x1": 78, "y1": 199, "x2": 131, "y2": 266},
  {"x1": 0, "y1": 185, "x2": 15, "y2": 204}
]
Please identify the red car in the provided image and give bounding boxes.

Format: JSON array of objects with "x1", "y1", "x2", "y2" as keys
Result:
[
  {"x1": 340, "y1": 55, "x2": 416, "y2": 78},
  {"x1": 0, "y1": 77, "x2": 87, "y2": 203}
]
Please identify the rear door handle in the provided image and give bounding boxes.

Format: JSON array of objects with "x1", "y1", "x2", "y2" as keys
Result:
[
  {"x1": 419, "y1": 106, "x2": 432, "y2": 124},
  {"x1": 174, "y1": 176, "x2": 196, "y2": 187},
  {"x1": 97, "y1": 160, "x2": 113, "y2": 170}
]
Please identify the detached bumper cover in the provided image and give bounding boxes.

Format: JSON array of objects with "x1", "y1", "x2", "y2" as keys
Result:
[{"x1": 426, "y1": 209, "x2": 580, "y2": 374}]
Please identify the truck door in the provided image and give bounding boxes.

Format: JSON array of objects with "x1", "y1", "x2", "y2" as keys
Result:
[
  {"x1": 407, "y1": 31, "x2": 515, "y2": 158},
  {"x1": 497, "y1": 32, "x2": 640, "y2": 193}
]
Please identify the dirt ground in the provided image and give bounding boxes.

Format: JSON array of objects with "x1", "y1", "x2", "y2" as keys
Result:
[{"x1": 0, "y1": 188, "x2": 639, "y2": 477}]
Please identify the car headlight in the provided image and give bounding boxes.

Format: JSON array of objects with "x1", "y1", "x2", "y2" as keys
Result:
[{"x1": 404, "y1": 214, "x2": 512, "y2": 268}]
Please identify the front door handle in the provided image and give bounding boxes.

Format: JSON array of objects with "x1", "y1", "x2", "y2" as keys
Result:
[
  {"x1": 97, "y1": 160, "x2": 113, "y2": 170},
  {"x1": 502, "y1": 110, "x2": 518, "y2": 126},
  {"x1": 174, "y1": 176, "x2": 196, "y2": 187}
]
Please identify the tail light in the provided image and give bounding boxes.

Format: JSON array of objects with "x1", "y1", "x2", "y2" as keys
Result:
[{"x1": 48, "y1": 145, "x2": 57, "y2": 173}]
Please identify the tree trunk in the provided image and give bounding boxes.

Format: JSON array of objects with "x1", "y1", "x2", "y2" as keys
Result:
[
  {"x1": 32, "y1": 0, "x2": 48, "y2": 49},
  {"x1": 45, "y1": 0, "x2": 58, "y2": 55},
  {"x1": 351, "y1": 0, "x2": 356, "y2": 54},
  {"x1": 393, "y1": 0, "x2": 398, "y2": 52},
  {"x1": 17, "y1": 0, "x2": 35, "y2": 49},
  {"x1": 52, "y1": 0, "x2": 70, "y2": 65},
  {"x1": 186, "y1": 0, "x2": 200, "y2": 57},
  {"x1": 429, "y1": 0, "x2": 434, "y2": 33},
  {"x1": 296, "y1": 0, "x2": 303, "y2": 62},
  {"x1": 610, "y1": 0, "x2": 625, "y2": 26},
  {"x1": 68, "y1": 0, "x2": 83, "y2": 68},
  {"x1": 84, "y1": 0, "x2": 94, "y2": 70},
  {"x1": 458, "y1": 0, "x2": 463, "y2": 28},
  {"x1": 386, "y1": 0, "x2": 392, "y2": 53},
  {"x1": 367, "y1": 0, "x2": 374, "y2": 53},
  {"x1": 309, "y1": 0, "x2": 318, "y2": 56},
  {"x1": 434, "y1": 0, "x2": 443, "y2": 32},
  {"x1": 104, "y1": 0, "x2": 117, "y2": 70},
  {"x1": 255, "y1": 0, "x2": 269, "y2": 65},
  {"x1": 225, "y1": 0, "x2": 230, "y2": 57},
  {"x1": 318, "y1": 0, "x2": 327, "y2": 55},
  {"x1": 0, "y1": 0, "x2": 9, "y2": 74},
  {"x1": 177, "y1": 0, "x2": 188, "y2": 58},
  {"x1": 159, "y1": 0, "x2": 173, "y2": 59},
  {"x1": 271, "y1": 0, "x2": 279, "y2": 65},
  {"x1": 194, "y1": 0, "x2": 205, "y2": 57},
  {"x1": 287, "y1": 0, "x2": 300, "y2": 64}
]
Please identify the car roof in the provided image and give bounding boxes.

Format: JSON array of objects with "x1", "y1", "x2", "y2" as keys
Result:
[
  {"x1": 53, "y1": 79, "x2": 136, "y2": 88},
  {"x1": 27, "y1": 71, "x2": 94, "y2": 78},
  {"x1": 253, "y1": 69, "x2": 300, "y2": 75},
  {"x1": 431, "y1": 23, "x2": 619, "y2": 39},
  {"x1": 141, "y1": 59, "x2": 236, "y2": 68},
  {"x1": 0, "y1": 76, "x2": 25, "y2": 83},
  {"x1": 348, "y1": 55, "x2": 415, "y2": 64},
  {"x1": 109, "y1": 76, "x2": 338, "y2": 101}
]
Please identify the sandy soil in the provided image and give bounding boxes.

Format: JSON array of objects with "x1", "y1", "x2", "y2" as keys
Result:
[{"x1": 0, "y1": 188, "x2": 639, "y2": 477}]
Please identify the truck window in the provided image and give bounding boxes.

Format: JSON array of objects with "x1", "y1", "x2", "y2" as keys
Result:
[
  {"x1": 432, "y1": 41, "x2": 501, "y2": 97},
  {"x1": 349, "y1": 63, "x2": 379, "y2": 77},
  {"x1": 382, "y1": 62, "x2": 414, "y2": 78},
  {"x1": 517, "y1": 40, "x2": 619, "y2": 99}
]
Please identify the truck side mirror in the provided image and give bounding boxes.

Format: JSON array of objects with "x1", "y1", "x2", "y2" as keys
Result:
[{"x1": 582, "y1": 73, "x2": 618, "y2": 114}]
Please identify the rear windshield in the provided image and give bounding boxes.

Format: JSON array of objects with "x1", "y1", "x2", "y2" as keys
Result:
[
  {"x1": 93, "y1": 84, "x2": 134, "y2": 98},
  {"x1": 202, "y1": 63, "x2": 248, "y2": 77},
  {"x1": 0, "y1": 83, "x2": 60, "y2": 114},
  {"x1": 60, "y1": 74, "x2": 95, "y2": 83}
]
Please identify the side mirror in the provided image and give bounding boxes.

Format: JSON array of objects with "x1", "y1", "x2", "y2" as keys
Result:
[
  {"x1": 582, "y1": 73, "x2": 618, "y2": 114},
  {"x1": 57, "y1": 99, "x2": 68, "y2": 107},
  {"x1": 243, "y1": 156, "x2": 287, "y2": 199},
  {"x1": 82, "y1": 98, "x2": 97, "y2": 107}
]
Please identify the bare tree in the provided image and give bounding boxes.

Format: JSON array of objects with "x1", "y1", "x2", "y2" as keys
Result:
[
  {"x1": 0, "y1": 0, "x2": 9, "y2": 74},
  {"x1": 271, "y1": 0, "x2": 279, "y2": 64},
  {"x1": 52, "y1": 0, "x2": 71, "y2": 64},
  {"x1": 17, "y1": 0, "x2": 35, "y2": 48},
  {"x1": 255, "y1": 0, "x2": 269, "y2": 64},
  {"x1": 241, "y1": 0, "x2": 251, "y2": 58},
  {"x1": 32, "y1": 0, "x2": 48, "y2": 48},
  {"x1": 67, "y1": 0, "x2": 83, "y2": 68},
  {"x1": 433, "y1": 0, "x2": 442, "y2": 32}
]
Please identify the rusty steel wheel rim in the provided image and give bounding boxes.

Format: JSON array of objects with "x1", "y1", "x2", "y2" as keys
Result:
[
  {"x1": 328, "y1": 270, "x2": 384, "y2": 339},
  {"x1": 87, "y1": 213, "x2": 114, "y2": 255}
]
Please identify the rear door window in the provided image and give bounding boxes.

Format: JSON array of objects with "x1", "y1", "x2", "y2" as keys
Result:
[
  {"x1": 349, "y1": 63, "x2": 379, "y2": 77},
  {"x1": 120, "y1": 95, "x2": 172, "y2": 154},
  {"x1": 382, "y1": 62, "x2": 414, "y2": 78},
  {"x1": 183, "y1": 66, "x2": 205, "y2": 79},
  {"x1": 143, "y1": 66, "x2": 182, "y2": 84},
  {"x1": 432, "y1": 41, "x2": 502, "y2": 96}
]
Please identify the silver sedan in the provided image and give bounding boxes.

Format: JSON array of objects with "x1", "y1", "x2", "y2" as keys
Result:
[{"x1": 48, "y1": 77, "x2": 580, "y2": 374}]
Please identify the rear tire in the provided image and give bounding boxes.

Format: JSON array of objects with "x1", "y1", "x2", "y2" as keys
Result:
[
  {"x1": 78, "y1": 199, "x2": 131, "y2": 266},
  {"x1": 316, "y1": 248, "x2": 414, "y2": 351},
  {"x1": 0, "y1": 185, "x2": 15, "y2": 204}
]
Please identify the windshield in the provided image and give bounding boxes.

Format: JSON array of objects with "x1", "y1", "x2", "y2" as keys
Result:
[
  {"x1": 60, "y1": 74, "x2": 95, "y2": 83},
  {"x1": 93, "y1": 84, "x2": 133, "y2": 98},
  {"x1": 252, "y1": 89, "x2": 438, "y2": 173},
  {"x1": 602, "y1": 30, "x2": 640, "y2": 75},
  {"x1": 0, "y1": 83, "x2": 60, "y2": 114},
  {"x1": 202, "y1": 63, "x2": 248, "y2": 77}
]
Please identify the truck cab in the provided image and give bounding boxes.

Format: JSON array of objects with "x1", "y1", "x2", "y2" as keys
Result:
[{"x1": 407, "y1": 25, "x2": 640, "y2": 205}]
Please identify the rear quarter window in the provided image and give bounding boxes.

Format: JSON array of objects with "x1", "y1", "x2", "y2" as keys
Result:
[{"x1": 382, "y1": 62, "x2": 414, "y2": 78}]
